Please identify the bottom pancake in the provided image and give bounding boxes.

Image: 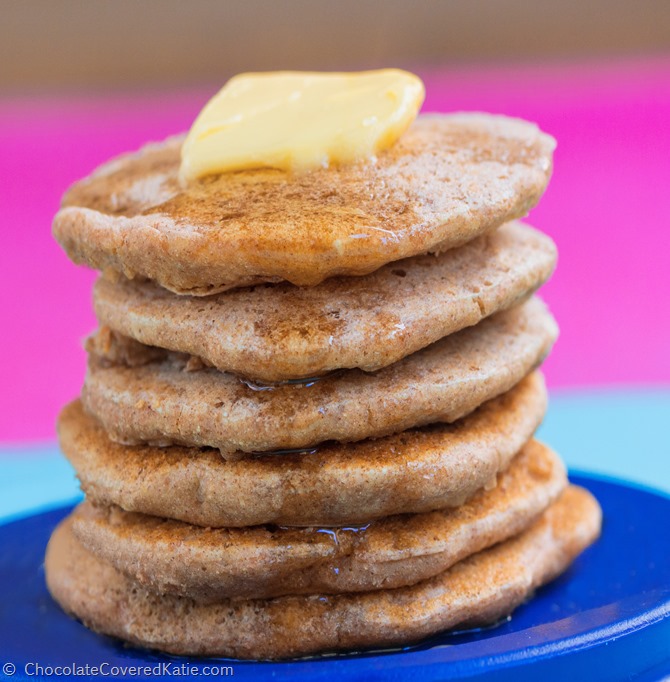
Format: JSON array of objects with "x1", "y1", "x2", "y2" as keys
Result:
[
  {"x1": 46, "y1": 486, "x2": 601, "y2": 660},
  {"x1": 70, "y1": 440, "x2": 566, "y2": 601}
]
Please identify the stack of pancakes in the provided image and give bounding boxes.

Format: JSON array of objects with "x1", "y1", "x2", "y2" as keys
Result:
[{"x1": 47, "y1": 114, "x2": 601, "y2": 659}]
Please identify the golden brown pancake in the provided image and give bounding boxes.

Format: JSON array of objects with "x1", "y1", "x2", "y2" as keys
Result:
[
  {"x1": 45, "y1": 486, "x2": 601, "y2": 659},
  {"x1": 83, "y1": 297, "x2": 557, "y2": 456},
  {"x1": 53, "y1": 114, "x2": 555, "y2": 294},
  {"x1": 92, "y1": 221, "x2": 556, "y2": 381},
  {"x1": 59, "y1": 372, "x2": 546, "y2": 527},
  {"x1": 71, "y1": 440, "x2": 566, "y2": 601}
]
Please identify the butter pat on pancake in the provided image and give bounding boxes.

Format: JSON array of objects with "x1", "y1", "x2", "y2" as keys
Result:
[{"x1": 180, "y1": 70, "x2": 425, "y2": 179}]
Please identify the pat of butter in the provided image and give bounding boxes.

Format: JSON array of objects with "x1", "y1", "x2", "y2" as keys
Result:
[{"x1": 180, "y1": 69, "x2": 425, "y2": 180}]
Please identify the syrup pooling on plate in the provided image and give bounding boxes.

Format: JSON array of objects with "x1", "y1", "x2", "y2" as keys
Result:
[{"x1": 293, "y1": 616, "x2": 514, "y2": 661}]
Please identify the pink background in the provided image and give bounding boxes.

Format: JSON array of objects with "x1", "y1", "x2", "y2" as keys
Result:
[{"x1": 2, "y1": 58, "x2": 669, "y2": 442}]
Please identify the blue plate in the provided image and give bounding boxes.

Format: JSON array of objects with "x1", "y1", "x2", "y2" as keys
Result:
[{"x1": 1, "y1": 473, "x2": 669, "y2": 681}]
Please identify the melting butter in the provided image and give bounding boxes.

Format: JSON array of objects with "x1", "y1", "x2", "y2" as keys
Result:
[{"x1": 180, "y1": 69, "x2": 425, "y2": 180}]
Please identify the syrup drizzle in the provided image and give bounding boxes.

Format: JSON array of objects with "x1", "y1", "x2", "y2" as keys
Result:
[
  {"x1": 240, "y1": 376, "x2": 323, "y2": 391},
  {"x1": 250, "y1": 446, "x2": 319, "y2": 457},
  {"x1": 238, "y1": 369, "x2": 344, "y2": 392},
  {"x1": 267, "y1": 524, "x2": 374, "y2": 544}
]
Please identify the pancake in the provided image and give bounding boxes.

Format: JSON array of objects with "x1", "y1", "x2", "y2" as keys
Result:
[
  {"x1": 46, "y1": 486, "x2": 601, "y2": 659},
  {"x1": 60, "y1": 372, "x2": 546, "y2": 527},
  {"x1": 92, "y1": 221, "x2": 556, "y2": 382},
  {"x1": 83, "y1": 297, "x2": 557, "y2": 456},
  {"x1": 72, "y1": 440, "x2": 566, "y2": 601},
  {"x1": 53, "y1": 114, "x2": 555, "y2": 295}
]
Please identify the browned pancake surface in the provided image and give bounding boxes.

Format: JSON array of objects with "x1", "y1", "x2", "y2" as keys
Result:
[
  {"x1": 59, "y1": 372, "x2": 546, "y2": 527},
  {"x1": 83, "y1": 298, "x2": 557, "y2": 455},
  {"x1": 53, "y1": 114, "x2": 555, "y2": 294},
  {"x1": 72, "y1": 440, "x2": 566, "y2": 600},
  {"x1": 92, "y1": 221, "x2": 556, "y2": 381}
]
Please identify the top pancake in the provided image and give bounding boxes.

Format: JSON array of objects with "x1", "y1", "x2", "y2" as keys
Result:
[
  {"x1": 53, "y1": 114, "x2": 555, "y2": 295},
  {"x1": 92, "y1": 221, "x2": 556, "y2": 381}
]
